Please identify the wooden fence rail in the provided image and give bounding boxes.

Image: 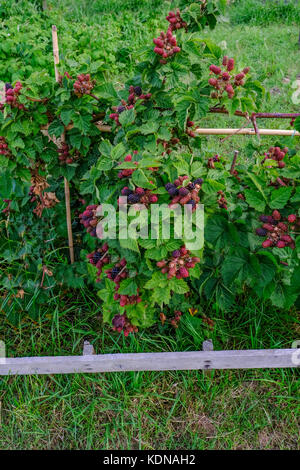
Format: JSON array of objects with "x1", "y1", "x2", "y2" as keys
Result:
[{"x1": 0, "y1": 345, "x2": 298, "y2": 376}]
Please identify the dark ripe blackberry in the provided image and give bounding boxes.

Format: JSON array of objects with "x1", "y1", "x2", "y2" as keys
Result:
[
  {"x1": 117, "y1": 105, "x2": 126, "y2": 114},
  {"x1": 256, "y1": 228, "x2": 268, "y2": 237},
  {"x1": 187, "y1": 200, "x2": 196, "y2": 207},
  {"x1": 165, "y1": 183, "x2": 175, "y2": 191},
  {"x1": 134, "y1": 86, "x2": 142, "y2": 96},
  {"x1": 5, "y1": 83, "x2": 13, "y2": 90},
  {"x1": 187, "y1": 183, "x2": 195, "y2": 190},
  {"x1": 112, "y1": 314, "x2": 126, "y2": 329},
  {"x1": 121, "y1": 188, "x2": 133, "y2": 196},
  {"x1": 179, "y1": 187, "x2": 189, "y2": 196},
  {"x1": 172, "y1": 250, "x2": 181, "y2": 258},
  {"x1": 111, "y1": 266, "x2": 120, "y2": 279},
  {"x1": 93, "y1": 251, "x2": 102, "y2": 263},
  {"x1": 194, "y1": 178, "x2": 203, "y2": 184},
  {"x1": 128, "y1": 193, "x2": 140, "y2": 203},
  {"x1": 168, "y1": 187, "x2": 179, "y2": 196},
  {"x1": 259, "y1": 215, "x2": 269, "y2": 223}
]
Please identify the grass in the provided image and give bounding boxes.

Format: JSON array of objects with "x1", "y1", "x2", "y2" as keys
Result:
[{"x1": 0, "y1": 0, "x2": 300, "y2": 450}]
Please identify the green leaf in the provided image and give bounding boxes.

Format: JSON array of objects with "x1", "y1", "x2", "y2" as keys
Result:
[
  {"x1": 118, "y1": 108, "x2": 135, "y2": 127},
  {"x1": 48, "y1": 120, "x2": 64, "y2": 138},
  {"x1": 269, "y1": 187, "x2": 293, "y2": 209},
  {"x1": 118, "y1": 278, "x2": 138, "y2": 296},
  {"x1": 244, "y1": 189, "x2": 266, "y2": 212}
]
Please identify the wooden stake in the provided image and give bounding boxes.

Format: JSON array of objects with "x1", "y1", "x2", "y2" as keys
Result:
[
  {"x1": 230, "y1": 150, "x2": 239, "y2": 174},
  {"x1": 52, "y1": 25, "x2": 74, "y2": 264}
]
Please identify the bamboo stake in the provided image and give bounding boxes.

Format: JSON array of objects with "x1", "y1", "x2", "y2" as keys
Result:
[
  {"x1": 195, "y1": 128, "x2": 299, "y2": 136},
  {"x1": 52, "y1": 25, "x2": 74, "y2": 264}
]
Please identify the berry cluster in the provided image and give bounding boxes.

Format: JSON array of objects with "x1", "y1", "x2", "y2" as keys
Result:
[
  {"x1": 2, "y1": 199, "x2": 11, "y2": 215},
  {"x1": 165, "y1": 176, "x2": 202, "y2": 211},
  {"x1": 109, "y1": 86, "x2": 151, "y2": 125},
  {"x1": 256, "y1": 211, "x2": 296, "y2": 249},
  {"x1": 112, "y1": 313, "x2": 138, "y2": 336},
  {"x1": 119, "y1": 186, "x2": 158, "y2": 206},
  {"x1": 57, "y1": 142, "x2": 73, "y2": 164},
  {"x1": 166, "y1": 9, "x2": 187, "y2": 31},
  {"x1": 87, "y1": 243, "x2": 110, "y2": 282},
  {"x1": 186, "y1": 119, "x2": 197, "y2": 138},
  {"x1": 117, "y1": 154, "x2": 138, "y2": 178},
  {"x1": 153, "y1": 29, "x2": 181, "y2": 64},
  {"x1": 263, "y1": 146, "x2": 288, "y2": 169},
  {"x1": 217, "y1": 190, "x2": 228, "y2": 210},
  {"x1": 157, "y1": 137, "x2": 180, "y2": 155},
  {"x1": 106, "y1": 259, "x2": 142, "y2": 307},
  {"x1": 157, "y1": 246, "x2": 200, "y2": 279},
  {"x1": 208, "y1": 56, "x2": 250, "y2": 99},
  {"x1": 73, "y1": 73, "x2": 95, "y2": 97},
  {"x1": 207, "y1": 154, "x2": 221, "y2": 169},
  {"x1": 5, "y1": 82, "x2": 25, "y2": 110},
  {"x1": 170, "y1": 310, "x2": 183, "y2": 329},
  {"x1": 79, "y1": 204, "x2": 99, "y2": 237},
  {"x1": 0, "y1": 136, "x2": 10, "y2": 157}
]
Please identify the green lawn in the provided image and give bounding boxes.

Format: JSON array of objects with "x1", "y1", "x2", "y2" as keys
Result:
[{"x1": 0, "y1": 0, "x2": 299, "y2": 450}]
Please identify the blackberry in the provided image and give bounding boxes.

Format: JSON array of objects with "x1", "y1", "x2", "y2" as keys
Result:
[
  {"x1": 256, "y1": 228, "x2": 267, "y2": 237},
  {"x1": 194, "y1": 178, "x2": 203, "y2": 185},
  {"x1": 93, "y1": 251, "x2": 102, "y2": 263},
  {"x1": 168, "y1": 187, "x2": 179, "y2": 196},
  {"x1": 112, "y1": 314, "x2": 126, "y2": 329},
  {"x1": 128, "y1": 193, "x2": 140, "y2": 203},
  {"x1": 111, "y1": 266, "x2": 120, "y2": 279},
  {"x1": 172, "y1": 250, "x2": 181, "y2": 258},
  {"x1": 134, "y1": 86, "x2": 142, "y2": 96},
  {"x1": 165, "y1": 183, "x2": 175, "y2": 191},
  {"x1": 187, "y1": 200, "x2": 196, "y2": 207},
  {"x1": 179, "y1": 187, "x2": 189, "y2": 196},
  {"x1": 117, "y1": 105, "x2": 126, "y2": 114},
  {"x1": 5, "y1": 83, "x2": 13, "y2": 90},
  {"x1": 187, "y1": 183, "x2": 195, "y2": 190},
  {"x1": 259, "y1": 215, "x2": 269, "y2": 223},
  {"x1": 121, "y1": 188, "x2": 133, "y2": 196}
]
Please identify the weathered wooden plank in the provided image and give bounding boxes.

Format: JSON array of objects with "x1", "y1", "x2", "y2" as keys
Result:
[
  {"x1": 195, "y1": 128, "x2": 300, "y2": 136},
  {"x1": 0, "y1": 349, "x2": 297, "y2": 376}
]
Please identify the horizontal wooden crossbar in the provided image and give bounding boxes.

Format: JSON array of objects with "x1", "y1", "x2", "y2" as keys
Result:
[
  {"x1": 195, "y1": 128, "x2": 300, "y2": 136},
  {"x1": 0, "y1": 349, "x2": 298, "y2": 375}
]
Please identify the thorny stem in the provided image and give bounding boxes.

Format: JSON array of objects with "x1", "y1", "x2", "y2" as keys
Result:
[{"x1": 230, "y1": 150, "x2": 239, "y2": 174}]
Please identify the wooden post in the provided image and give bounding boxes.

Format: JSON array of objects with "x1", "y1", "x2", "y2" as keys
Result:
[
  {"x1": 52, "y1": 25, "x2": 74, "y2": 264},
  {"x1": 202, "y1": 339, "x2": 214, "y2": 377}
]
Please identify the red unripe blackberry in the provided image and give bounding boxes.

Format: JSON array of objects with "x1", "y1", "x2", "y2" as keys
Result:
[
  {"x1": 277, "y1": 223, "x2": 288, "y2": 231},
  {"x1": 187, "y1": 120, "x2": 194, "y2": 127},
  {"x1": 243, "y1": 67, "x2": 250, "y2": 74},
  {"x1": 235, "y1": 72, "x2": 245, "y2": 81},
  {"x1": 222, "y1": 56, "x2": 229, "y2": 66},
  {"x1": 262, "y1": 239, "x2": 272, "y2": 248},
  {"x1": 225, "y1": 84, "x2": 234, "y2": 94},
  {"x1": 288, "y1": 214, "x2": 296, "y2": 223},
  {"x1": 262, "y1": 223, "x2": 274, "y2": 231},
  {"x1": 222, "y1": 72, "x2": 230, "y2": 81},
  {"x1": 173, "y1": 46, "x2": 181, "y2": 53},
  {"x1": 154, "y1": 47, "x2": 164, "y2": 56},
  {"x1": 208, "y1": 77, "x2": 218, "y2": 87},
  {"x1": 278, "y1": 161, "x2": 285, "y2": 168},
  {"x1": 272, "y1": 210, "x2": 281, "y2": 221},
  {"x1": 277, "y1": 240, "x2": 286, "y2": 248},
  {"x1": 227, "y1": 58, "x2": 235, "y2": 71},
  {"x1": 179, "y1": 267, "x2": 189, "y2": 278},
  {"x1": 180, "y1": 246, "x2": 188, "y2": 255},
  {"x1": 281, "y1": 235, "x2": 292, "y2": 243},
  {"x1": 124, "y1": 154, "x2": 132, "y2": 162},
  {"x1": 153, "y1": 38, "x2": 164, "y2": 48},
  {"x1": 149, "y1": 195, "x2": 158, "y2": 203},
  {"x1": 209, "y1": 65, "x2": 222, "y2": 75}
]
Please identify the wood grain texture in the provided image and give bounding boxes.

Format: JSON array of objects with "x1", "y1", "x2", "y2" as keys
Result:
[
  {"x1": 195, "y1": 128, "x2": 300, "y2": 136},
  {"x1": 0, "y1": 349, "x2": 297, "y2": 376}
]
